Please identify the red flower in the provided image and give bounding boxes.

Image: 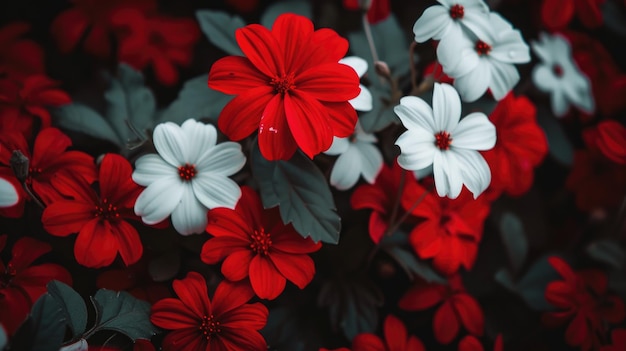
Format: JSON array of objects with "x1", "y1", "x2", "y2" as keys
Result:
[
  {"x1": 0, "y1": 235, "x2": 72, "y2": 335},
  {"x1": 403, "y1": 180, "x2": 491, "y2": 276},
  {"x1": 112, "y1": 12, "x2": 200, "y2": 85},
  {"x1": 583, "y1": 120, "x2": 626, "y2": 165},
  {"x1": 208, "y1": 13, "x2": 361, "y2": 160},
  {"x1": 343, "y1": 0, "x2": 391, "y2": 24},
  {"x1": 458, "y1": 335, "x2": 503, "y2": 351},
  {"x1": 42, "y1": 154, "x2": 143, "y2": 268},
  {"x1": 481, "y1": 93, "x2": 548, "y2": 199},
  {"x1": 50, "y1": 0, "x2": 156, "y2": 58},
  {"x1": 202, "y1": 186, "x2": 321, "y2": 300},
  {"x1": 151, "y1": 272, "x2": 268, "y2": 351},
  {"x1": 96, "y1": 258, "x2": 171, "y2": 304},
  {"x1": 542, "y1": 257, "x2": 625, "y2": 351},
  {"x1": 352, "y1": 315, "x2": 425, "y2": 351},
  {"x1": 600, "y1": 329, "x2": 626, "y2": 351},
  {"x1": 541, "y1": 0, "x2": 605, "y2": 29},
  {"x1": 0, "y1": 22, "x2": 44, "y2": 77},
  {"x1": 399, "y1": 276, "x2": 484, "y2": 345},
  {"x1": 0, "y1": 75, "x2": 71, "y2": 136},
  {"x1": 0, "y1": 128, "x2": 96, "y2": 217}
]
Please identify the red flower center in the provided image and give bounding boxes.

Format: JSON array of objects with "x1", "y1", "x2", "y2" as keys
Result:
[
  {"x1": 552, "y1": 64, "x2": 564, "y2": 77},
  {"x1": 94, "y1": 198, "x2": 120, "y2": 220},
  {"x1": 178, "y1": 164, "x2": 197, "y2": 181},
  {"x1": 270, "y1": 74, "x2": 296, "y2": 95},
  {"x1": 449, "y1": 4, "x2": 464, "y2": 19},
  {"x1": 475, "y1": 40, "x2": 491, "y2": 56},
  {"x1": 434, "y1": 131, "x2": 453, "y2": 150},
  {"x1": 199, "y1": 314, "x2": 221, "y2": 340},
  {"x1": 0, "y1": 263, "x2": 16, "y2": 288},
  {"x1": 250, "y1": 228, "x2": 272, "y2": 255}
]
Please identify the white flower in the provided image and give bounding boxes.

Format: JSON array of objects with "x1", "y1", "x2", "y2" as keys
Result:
[
  {"x1": 133, "y1": 119, "x2": 245, "y2": 235},
  {"x1": 339, "y1": 56, "x2": 373, "y2": 112},
  {"x1": 437, "y1": 12, "x2": 531, "y2": 102},
  {"x1": 324, "y1": 122, "x2": 383, "y2": 190},
  {"x1": 0, "y1": 177, "x2": 18, "y2": 208},
  {"x1": 394, "y1": 83, "x2": 496, "y2": 199},
  {"x1": 413, "y1": 0, "x2": 490, "y2": 43},
  {"x1": 531, "y1": 32, "x2": 594, "y2": 117}
]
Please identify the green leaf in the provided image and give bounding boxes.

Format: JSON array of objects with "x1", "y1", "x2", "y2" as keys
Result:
[
  {"x1": 536, "y1": 106, "x2": 573, "y2": 165},
  {"x1": 587, "y1": 239, "x2": 626, "y2": 270},
  {"x1": 89, "y1": 289, "x2": 159, "y2": 341},
  {"x1": 251, "y1": 144, "x2": 341, "y2": 244},
  {"x1": 0, "y1": 323, "x2": 6, "y2": 350},
  {"x1": 358, "y1": 84, "x2": 399, "y2": 132},
  {"x1": 52, "y1": 103, "x2": 120, "y2": 145},
  {"x1": 261, "y1": 1, "x2": 312, "y2": 28},
  {"x1": 12, "y1": 294, "x2": 66, "y2": 351},
  {"x1": 195, "y1": 10, "x2": 245, "y2": 55},
  {"x1": 317, "y1": 275, "x2": 383, "y2": 340},
  {"x1": 499, "y1": 212, "x2": 528, "y2": 273},
  {"x1": 382, "y1": 245, "x2": 446, "y2": 283},
  {"x1": 156, "y1": 74, "x2": 232, "y2": 125},
  {"x1": 47, "y1": 281, "x2": 88, "y2": 338},
  {"x1": 496, "y1": 255, "x2": 560, "y2": 311}
]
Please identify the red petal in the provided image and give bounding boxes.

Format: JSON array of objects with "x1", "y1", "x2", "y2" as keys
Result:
[
  {"x1": 383, "y1": 315, "x2": 408, "y2": 351},
  {"x1": 0, "y1": 288, "x2": 30, "y2": 334},
  {"x1": 112, "y1": 221, "x2": 142, "y2": 266},
  {"x1": 453, "y1": 293, "x2": 484, "y2": 336},
  {"x1": 398, "y1": 283, "x2": 445, "y2": 311},
  {"x1": 271, "y1": 14, "x2": 314, "y2": 74},
  {"x1": 98, "y1": 154, "x2": 139, "y2": 206},
  {"x1": 235, "y1": 24, "x2": 284, "y2": 78},
  {"x1": 548, "y1": 256, "x2": 577, "y2": 283},
  {"x1": 221, "y1": 327, "x2": 268, "y2": 351},
  {"x1": 206, "y1": 208, "x2": 253, "y2": 240},
  {"x1": 217, "y1": 86, "x2": 274, "y2": 141},
  {"x1": 269, "y1": 251, "x2": 315, "y2": 289},
  {"x1": 74, "y1": 220, "x2": 118, "y2": 268},
  {"x1": 575, "y1": 0, "x2": 604, "y2": 28},
  {"x1": 172, "y1": 272, "x2": 211, "y2": 318},
  {"x1": 284, "y1": 92, "x2": 333, "y2": 158},
  {"x1": 352, "y1": 334, "x2": 386, "y2": 351},
  {"x1": 296, "y1": 63, "x2": 360, "y2": 102},
  {"x1": 31, "y1": 128, "x2": 71, "y2": 166},
  {"x1": 212, "y1": 280, "x2": 255, "y2": 316},
  {"x1": 201, "y1": 237, "x2": 249, "y2": 264},
  {"x1": 322, "y1": 101, "x2": 358, "y2": 138},
  {"x1": 248, "y1": 255, "x2": 286, "y2": 300},
  {"x1": 433, "y1": 301, "x2": 459, "y2": 344},
  {"x1": 220, "y1": 303, "x2": 268, "y2": 330},
  {"x1": 51, "y1": 9, "x2": 89, "y2": 53},
  {"x1": 151, "y1": 298, "x2": 199, "y2": 329},
  {"x1": 162, "y1": 328, "x2": 205, "y2": 351},
  {"x1": 221, "y1": 250, "x2": 254, "y2": 281},
  {"x1": 209, "y1": 56, "x2": 269, "y2": 95},
  {"x1": 541, "y1": 0, "x2": 575, "y2": 29},
  {"x1": 564, "y1": 312, "x2": 588, "y2": 347},
  {"x1": 272, "y1": 230, "x2": 321, "y2": 254},
  {"x1": 597, "y1": 120, "x2": 626, "y2": 164},
  {"x1": 14, "y1": 263, "x2": 72, "y2": 302},
  {"x1": 256, "y1": 94, "x2": 298, "y2": 160},
  {"x1": 458, "y1": 335, "x2": 484, "y2": 351},
  {"x1": 42, "y1": 201, "x2": 95, "y2": 236},
  {"x1": 10, "y1": 236, "x2": 51, "y2": 271},
  {"x1": 545, "y1": 281, "x2": 575, "y2": 308}
]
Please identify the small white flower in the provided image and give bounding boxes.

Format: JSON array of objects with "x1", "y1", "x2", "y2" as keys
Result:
[
  {"x1": 437, "y1": 12, "x2": 531, "y2": 102},
  {"x1": 339, "y1": 56, "x2": 373, "y2": 112},
  {"x1": 394, "y1": 83, "x2": 496, "y2": 199},
  {"x1": 413, "y1": 0, "x2": 490, "y2": 43},
  {"x1": 133, "y1": 119, "x2": 245, "y2": 235},
  {"x1": 324, "y1": 122, "x2": 383, "y2": 190},
  {"x1": 531, "y1": 32, "x2": 594, "y2": 117},
  {"x1": 0, "y1": 177, "x2": 18, "y2": 208}
]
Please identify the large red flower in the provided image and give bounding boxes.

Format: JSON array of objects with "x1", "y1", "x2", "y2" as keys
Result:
[
  {"x1": 202, "y1": 186, "x2": 321, "y2": 300},
  {"x1": 42, "y1": 154, "x2": 143, "y2": 268},
  {"x1": 542, "y1": 257, "x2": 625, "y2": 351},
  {"x1": 541, "y1": 0, "x2": 605, "y2": 29},
  {"x1": 0, "y1": 235, "x2": 72, "y2": 335},
  {"x1": 481, "y1": 93, "x2": 548, "y2": 199},
  {"x1": 151, "y1": 272, "x2": 268, "y2": 351},
  {"x1": 351, "y1": 315, "x2": 425, "y2": 351},
  {"x1": 402, "y1": 180, "x2": 491, "y2": 276},
  {"x1": 399, "y1": 276, "x2": 484, "y2": 345},
  {"x1": 583, "y1": 120, "x2": 626, "y2": 165},
  {"x1": 0, "y1": 22, "x2": 44, "y2": 77},
  {"x1": 0, "y1": 128, "x2": 96, "y2": 217},
  {"x1": 208, "y1": 13, "x2": 361, "y2": 160}
]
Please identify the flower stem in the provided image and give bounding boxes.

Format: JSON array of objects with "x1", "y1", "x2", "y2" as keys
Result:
[
  {"x1": 362, "y1": 13, "x2": 379, "y2": 64},
  {"x1": 409, "y1": 41, "x2": 419, "y2": 93}
]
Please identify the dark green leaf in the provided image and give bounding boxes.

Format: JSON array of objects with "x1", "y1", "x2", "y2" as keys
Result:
[
  {"x1": 47, "y1": 281, "x2": 88, "y2": 338},
  {"x1": 587, "y1": 239, "x2": 625, "y2": 269},
  {"x1": 358, "y1": 84, "x2": 399, "y2": 132},
  {"x1": 12, "y1": 294, "x2": 66, "y2": 351},
  {"x1": 382, "y1": 245, "x2": 446, "y2": 283},
  {"x1": 507, "y1": 255, "x2": 560, "y2": 311},
  {"x1": 89, "y1": 290, "x2": 159, "y2": 340},
  {"x1": 52, "y1": 103, "x2": 120, "y2": 145},
  {"x1": 261, "y1": 1, "x2": 312, "y2": 28},
  {"x1": 251, "y1": 145, "x2": 341, "y2": 244},
  {"x1": 0, "y1": 323, "x2": 6, "y2": 350},
  {"x1": 156, "y1": 74, "x2": 232, "y2": 125},
  {"x1": 602, "y1": 1, "x2": 626, "y2": 38},
  {"x1": 537, "y1": 106, "x2": 573, "y2": 165},
  {"x1": 195, "y1": 10, "x2": 245, "y2": 55},
  {"x1": 499, "y1": 212, "x2": 528, "y2": 273}
]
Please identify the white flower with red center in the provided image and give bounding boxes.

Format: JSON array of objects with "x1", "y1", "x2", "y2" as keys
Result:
[
  {"x1": 531, "y1": 32, "x2": 594, "y2": 117},
  {"x1": 412, "y1": 0, "x2": 490, "y2": 44},
  {"x1": 437, "y1": 12, "x2": 531, "y2": 102},
  {"x1": 133, "y1": 119, "x2": 246, "y2": 235},
  {"x1": 339, "y1": 56, "x2": 373, "y2": 112},
  {"x1": 0, "y1": 177, "x2": 18, "y2": 208},
  {"x1": 394, "y1": 83, "x2": 496, "y2": 199},
  {"x1": 324, "y1": 122, "x2": 383, "y2": 190}
]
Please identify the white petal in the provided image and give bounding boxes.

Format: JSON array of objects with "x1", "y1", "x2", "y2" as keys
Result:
[
  {"x1": 355, "y1": 122, "x2": 378, "y2": 143},
  {"x1": 452, "y1": 112, "x2": 496, "y2": 150},
  {"x1": 0, "y1": 178, "x2": 18, "y2": 207},
  {"x1": 339, "y1": 56, "x2": 368, "y2": 77},
  {"x1": 532, "y1": 65, "x2": 559, "y2": 93},
  {"x1": 453, "y1": 59, "x2": 490, "y2": 102},
  {"x1": 432, "y1": 83, "x2": 462, "y2": 132},
  {"x1": 531, "y1": 37, "x2": 552, "y2": 64},
  {"x1": 394, "y1": 96, "x2": 436, "y2": 133},
  {"x1": 330, "y1": 146, "x2": 362, "y2": 191},
  {"x1": 133, "y1": 154, "x2": 176, "y2": 186},
  {"x1": 181, "y1": 119, "x2": 218, "y2": 164},
  {"x1": 191, "y1": 173, "x2": 241, "y2": 209},
  {"x1": 196, "y1": 142, "x2": 246, "y2": 176},
  {"x1": 437, "y1": 32, "x2": 477, "y2": 77},
  {"x1": 350, "y1": 84, "x2": 373, "y2": 112},
  {"x1": 413, "y1": 165, "x2": 433, "y2": 179},
  {"x1": 490, "y1": 30, "x2": 531, "y2": 64},
  {"x1": 461, "y1": 10, "x2": 495, "y2": 42},
  {"x1": 433, "y1": 151, "x2": 463, "y2": 199},
  {"x1": 413, "y1": 5, "x2": 453, "y2": 42},
  {"x1": 489, "y1": 60, "x2": 520, "y2": 100},
  {"x1": 551, "y1": 90, "x2": 570, "y2": 117},
  {"x1": 355, "y1": 142, "x2": 384, "y2": 183},
  {"x1": 324, "y1": 137, "x2": 350, "y2": 155},
  {"x1": 171, "y1": 183, "x2": 209, "y2": 235},
  {"x1": 153, "y1": 122, "x2": 189, "y2": 166},
  {"x1": 458, "y1": 0, "x2": 490, "y2": 12},
  {"x1": 489, "y1": 12, "x2": 514, "y2": 33},
  {"x1": 135, "y1": 178, "x2": 184, "y2": 225},
  {"x1": 396, "y1": 129, "x2": 437, "y2": 171},
  {"x1": 454, "y1": 148, "x2": 491, "y2": 198}
]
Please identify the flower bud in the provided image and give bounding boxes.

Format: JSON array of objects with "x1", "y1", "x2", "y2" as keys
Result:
[
  {"x1": 10, "y1": 150, "x2": 29, "y2": 183},
  {"x1": 374, "y1": 61, "x2": 391, "y2": 80}
]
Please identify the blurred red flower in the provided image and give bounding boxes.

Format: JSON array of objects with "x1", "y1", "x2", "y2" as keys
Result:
[
  {"x1": 343, "y1": 0, "x2": 391, "y2": 24},
  {"x1": 0, "y1": 235, "x2": 72, "y2": 335},
  {"x1": 541, "y1": 0, "x2": 605, "y2": 29},
  {"x1": 543, "y1": 257, "x2": 625, "y2": 351},
  {"x1": 151, "y1": 272, "x2": 268, "y2": 351},
  {"x1": 42, "y1": 154, "x2": 143, "y2": 268},
  {"x1": 600, "y1": 329, "x2": 626, "y2": 351},
  {"x1": 202, "y1": 186, "x2": 321, "y2": 300},
  {"x1": 208, "y1": 13, "x2": 360, "y2": 160},
  {"x1": 0, "y1": 22, "x2": 44, "y2": 77},
  {"x1": 399, "y1": 276, "x2": 484, "y2": 345},
  {"x1": 352, "y1": 315, "x2": 426, "y2": 351},
  {"x1": 458, "y1": 335, "x2": 503, "y2": 351},
  {"x1": 583, "y1": 120, "x2": 626, "y2": 165}
]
